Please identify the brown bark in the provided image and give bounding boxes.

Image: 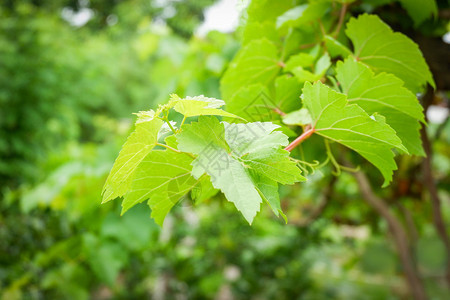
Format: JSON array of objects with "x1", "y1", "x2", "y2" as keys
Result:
[{"x1": 344, "y1": 161, "x2": 428, "y2": 300}]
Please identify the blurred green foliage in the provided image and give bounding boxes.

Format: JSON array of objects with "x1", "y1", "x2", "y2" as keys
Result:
[{"x1": 0, "y1": 0, "x2": 449, "y2": 299}]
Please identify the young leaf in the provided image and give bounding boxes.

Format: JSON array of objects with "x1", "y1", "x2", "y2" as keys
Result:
[
  {"x1": 102, "y1": 118, "x2": 164, "y2": 203},
  {"x1": 345, "y1": 14, "x2": 435, "y2": 92},
  {"x1": 220, "y1": 39, "x2": 281, "y2": 101},
  {"x1": 169, "y1": 94, "x2": 242, "y2": 119},
  {"x1": 282, "y1": 108, "x2": 312, "y2": 126},
  {"x1": 302, "y1": 82, "x2": 406, "y2": 186},
  {"x1": 177, "y1": 116, "x2": 304, "y2": 223},
  {"x1": 122, "y1": 150, "x2": 197, "y2": 226},
  {"x1": 336, "y1": 58, "x2": 425, "y2": 155}
]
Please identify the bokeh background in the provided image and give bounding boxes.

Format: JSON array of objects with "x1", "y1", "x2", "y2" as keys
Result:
[{"x1": 1, "y1": 0, "x2": 449, "y2": 299}]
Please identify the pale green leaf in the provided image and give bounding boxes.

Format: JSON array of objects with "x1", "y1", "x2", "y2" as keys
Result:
[
  {"x1": 345, "y1": 14, "x2": 435, "y2": 92},
  {"x1": 122, "y1": 150, "x2": 197, "y2": 226},
  {"x1": 282, "y1": 108, "x2": 312, "y2": 126},
  {"x1": 177, "y1": 115, "x2": 229, "y2": 154},
  {"x1": 169, "y1": 94, "x2": 242, "y2": 119},
  {"x1": 177, "y1": 116, "x2": 303, "y2": 223},
  {"x1": 302, "y1": 82, "x2": 406, "y2": 186},
  {"x1": 336, "y1": 58, "x2": 425, "y2": 155},
  {"x1": 224, "y1": 122, "x2": 288, "y2": 155},
  {"x1": 102, "y1": 118, "x2": 163, "y2": 203}
]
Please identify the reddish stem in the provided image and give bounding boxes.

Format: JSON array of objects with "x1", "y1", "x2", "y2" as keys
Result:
[
  {"x1": 285, "y1": 127, "x2": 315, "y2": 152},
  {"x1": 273, "y1": 107, "x2": 286, "y2": 116}
]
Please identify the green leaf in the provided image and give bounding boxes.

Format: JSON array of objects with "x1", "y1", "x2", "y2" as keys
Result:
[
  {"x1": 191, "y1": 176, "x2": 219, "y2": 204},
  {"x1": 243, "y1": 148, "x2": 305, "y2": 185},
  {"x1": 225, "y1": 76, "x2": 302, "y2": 123},
  {"x1": 226, "y1": 84, "x2": 274, "y2": 122},
  {"x1": 250, "y1": 170, "x2": 287, "y2": 222},
  {"x1": 274, "y1": 75, "x2": 303, "y2": 114},
  {"x1": 102, "y1": 118, "x2": 163, "y2": 203},
  {"x1": 169, "y1": 94, "x2": 242, "y2": 119},
  {"x1": 247, "y1": 0, "x2": 295, "y2": 24},
  {"x1": 242, "y1": 22, "x2": 279, "y2": 45},
  {"x1": 276, "y1": 3, "x2": 329, "y2": 31},
  {"x1": 122, "y1": 150, "x2": 197, "y2": 226},
  {"x1": 336, "y1": 58, "x2": 425, "y2": 155},
  {"x1": 302, "y1": 82, "x2": 406, "y2": 186},
  {"x1": 282, "y1": 108, "x2": 312, "y2": 126},
  {"x1": 177, "y1": 116, "x2": 304, "y2": 223},
  {"x1": 289, "y1": 53, "x2": 331, "y2": 83},
  {"x1": 398, "y1": 0, "x2": 437, "y2": 26},
  {"x1": 223, "y1": 122, "x2": 288, "y2": 156},
  {"x1": 220, "y1": 39, "x2": 281, "y2": 101},
  {"x1": 324, "y1": 35, "x2": 352, "y2": 59},
  {"x1": 285, "y1": 53, "x2": 316, "y2": 72},
  {"x1": 345, "y1": 14, "x2": 435, "y2": 92},
  {"x1": 177, "y1": 115, "x2": 229, "y2": 154}
]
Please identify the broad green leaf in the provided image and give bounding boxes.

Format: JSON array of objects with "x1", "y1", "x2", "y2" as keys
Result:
[
  {"x1": 282, "y1": 108, "x2": 312, "y2": 126},
  {"x1": 221, "y1": 39, "x2": 281, "y2": 101},
  {"x1": 345, "y1": 14, "x2": 435, "y2": 92},
  {"x1": 122, "y1": 150, "x2": 197, "y2": 226},
  {"x1": 102, "y1": 118, "x2": 163, "y2": 203},
  {"x1": 336, "y1": 58, "x2": 425, "y2": 155},
  {"x1": 302, "y1": 82, "x2": 406, "y2": 186},
  {"x1": 398, "y1": 0, "x2": 437, "y2": 26},
  {"x1": 169, "y1": 94, "x2": 242, "y2": 119},
  {"x1": 177, "y1": 116, "x2": 303, "y2": 223},
  {"x1": 178, "y1": 117, "x2": 262, "y2": 223},
  {"x1": 177, "y1": 115, "x2": 229, "y2": 154}
]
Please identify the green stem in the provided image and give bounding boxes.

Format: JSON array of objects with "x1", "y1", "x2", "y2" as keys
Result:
[
  {"x1": 156, "y1": 143, "x2": 195, "y2": 159},
  {"x1": 166, "y1": 119, "x2": 177, "y2": 134},
  {"x1": 178, "y1": 115, "x2": 187, "y2": 132},
  {"x1": 325, "y1": 140, "x2": 341, "y2": 176}
]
